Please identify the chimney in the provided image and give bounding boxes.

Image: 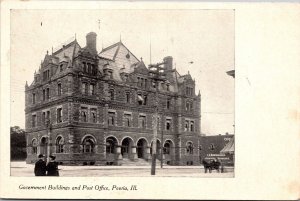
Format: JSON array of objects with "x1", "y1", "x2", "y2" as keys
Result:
[
  {"x1": 163, "y1": 56, "x2": 173, "y2": 70},
  {"x1": 86, "y1": 32, "x2": 97, "y2": 55}
]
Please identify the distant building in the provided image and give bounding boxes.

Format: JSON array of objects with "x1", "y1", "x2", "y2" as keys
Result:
[
  {"x1": 199, "y1": 134, "x2": 234, "y2": 165},
  {"x1": 25, "y1": 32, "x2": 201, "y2": 166}
]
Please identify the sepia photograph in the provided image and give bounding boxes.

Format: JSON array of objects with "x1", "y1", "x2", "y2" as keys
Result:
[
  {"x1": 1, "y1": 1, "x2": 299, "y2": 200},
  {"x1": 10, "y1": 9, "x2": 234, "y2": 177}
]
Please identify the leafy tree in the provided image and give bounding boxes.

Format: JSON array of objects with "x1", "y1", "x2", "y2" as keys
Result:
[{"x1": 10, "y1": 126, "x2": 27, "y2": 160}]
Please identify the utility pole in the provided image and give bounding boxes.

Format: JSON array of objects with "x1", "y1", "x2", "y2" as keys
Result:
[
  {"x1": 46, "y1": 119, "x2": 52, "y2": 164},
  {"x1": 161, "y1": 130, "x2": 164, "y2": 168},
  {"x1": 149, "y1": 61, "x2": 166, "y2": 175}
]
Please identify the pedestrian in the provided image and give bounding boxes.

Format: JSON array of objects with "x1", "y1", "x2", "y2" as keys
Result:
[
  {"x1": 46, "y1": 155, "x2": 59, "y2": 176},
  {"x1": 34, "y1": 154, "x2": 46, "y2": 176}
]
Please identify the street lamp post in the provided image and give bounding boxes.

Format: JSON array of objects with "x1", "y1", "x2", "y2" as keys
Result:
[{"x1": 148, "y1": 62, "x2": 166, "y2": 175}]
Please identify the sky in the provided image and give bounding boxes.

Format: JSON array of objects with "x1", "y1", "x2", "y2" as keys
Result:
[{"x1": 10, "y1": 9, "x2": 234, "y2": 135}]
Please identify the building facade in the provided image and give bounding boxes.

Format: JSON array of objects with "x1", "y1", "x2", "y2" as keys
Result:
[
  {"x1": 25, "y1": 32, "x2": 201, "y2": 166},
  {"x1": 199, "y1": 134, "x2": 234, "y2": 166}
]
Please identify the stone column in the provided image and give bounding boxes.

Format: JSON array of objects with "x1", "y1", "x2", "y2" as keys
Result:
[
  {"x1": 131, "y1": 146, "x2": 138, "y2": 160},
  {"x1": 116, "y1": 146, "x2": 122, "y2": 160},
  {"x1": 146, "y1": 146, "x2": 151, "y2": 161}
]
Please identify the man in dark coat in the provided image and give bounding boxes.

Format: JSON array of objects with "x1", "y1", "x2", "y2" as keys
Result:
[
  {"x1": 34, "y1": 154, "x2": 46, "y2": 176},
  {"x1": 46, "y1": 155, "x2": 59, "y2": 176}
]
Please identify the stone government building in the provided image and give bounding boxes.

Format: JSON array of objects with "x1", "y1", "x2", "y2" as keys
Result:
[{"x1": 25, "y1": 32, "x2": 201, "y2": 166}]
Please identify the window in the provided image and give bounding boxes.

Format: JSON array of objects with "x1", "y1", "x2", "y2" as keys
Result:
[
  {"x1": 57, "y1": 83, "x2": 62, "y2": 96},
  {"x1": 166, "y1": 119, "x2": 171, "y2": 130},
  {"x1": 56, "y1": 136, "x2": 64, "y2": 153},
  {"x1": 185, "y1": 121, "x2": 189, "y2": 131},
  {"x1": 166, "y1": 99, "x2": 170, "y2": 109},
  {"x1": 83, "y1": 62, "x2": 87, "y2": 73},
  {"x1": 139, "y1": 115, "x2": 146, "y2": 128},
  {"x1": 106, "y1": 138, "x2": 116, "y2": 154},
  {"x1": 108, "y1": 112, "x2": 115, "y2": 126},
  {"x1": 89, "y1": 84, "x2": 95, "y2": 95},
  {"x1": 141, "y1": 78, "x2": 144, "y2": 87},
  {"x1": 209, "y1": 144, "x2": 215, "y2": 150},
  {"x1": 91, "y1": 109, "x2": 97, "y2": 123},
  {"x1": 186, "y1": 142, "x2": 194, "y2": 154},
  {"x1": 43, "y1": 70, "x2": 50, "y2": 81},
  {"x1": 145, "y1": 79, "x2": 148, "y2": 88},
  {"x1": 190, "y1": 121, "x2": 194, "y2": 132},
  {"x1": 137, "y1": 77, "x2": 140, "y2": 86},
  {"x1": 59, "y1": 64, "x2": 63, "y2": 72},
  {"x1": 125, "y1": 92, "x2": 130, "y2": 103},
  {"x1": 32, "y1": 93, "x2": 36, "y2": 104},
  {"x1": 92, "y1": 64, "x2": 97, "y2": 75},
  {"x1": 82, "y1": 137, "x2": 95, "y2": 153},
  {"x1": 81, "y1": 107, "x2": 88, "y2": 122},
  {"x1": 32, "y1": 114, "x2": 37, "y2": 127},
  {"x1": 43, "y1": 89, "x2": 46, "y2": 101},
  {"x1": 164, "y1": 141, "x2": 171, "y2": 154},
  {"x1": 186, "y1": 102, "x2": 190, "y2": 111},
  {"x1": 46, "y1": 88, "x2": 50, "y2": 100},
  {"x1": 143, "y1": 95, "x2": 147, "y2": 105},
  {"x1": 124, "y1": 114, "x2": 132, "y2": 127},
  {"x1": 57, "y1": 108, "x2": 62, "y2": 123},
  {"x1": 152, "y1": 81, "x2": 156, "y2": 88},
  {"x1": 32, "y1": 139, "x2": 37, "y2": 154},
  {"x1": 199, "y1": 145, "x2": 202, "y2": 150},
  {"x1": 166, "y1": 84, "x2": 170, "y2": 91},
  {"x1": 46, "y1": 111, "x2": 50, "y2": 122},
  {"x1": 42, "y1": 112, "x2": 46, "y2": 125},
  {"x1": 137, "y1": 94, "x2": 143, "y2": 105},
  {"x1": 87, "y1": 63, "x2": 91, "y2": 74},
  {"x1": 82, "y1": 83, "x2": 88, "y2": 95},
  {"x1": 109, "y1": 89, "x2": 114, "y2": 100}
]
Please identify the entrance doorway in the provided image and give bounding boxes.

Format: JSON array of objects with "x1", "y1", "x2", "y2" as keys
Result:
[{"x1": 137, "y1": 138, "x2": 147, "y2": 159}]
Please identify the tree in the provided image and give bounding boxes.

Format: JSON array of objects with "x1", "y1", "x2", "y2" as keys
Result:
[{"x1": 10, "y1": 126, "x2": 27, "y2": 160}]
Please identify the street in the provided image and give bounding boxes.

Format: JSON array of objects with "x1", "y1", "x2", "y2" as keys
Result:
[{"x1": 10, "y1": 161, "x2": 234, "y2": 177}]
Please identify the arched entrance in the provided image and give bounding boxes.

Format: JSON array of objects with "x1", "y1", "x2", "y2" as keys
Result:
[
  {"x1": 137, "y1": 138, "x2": 148, "y2": 159},
  {"x1": 106, "y1": 137, "x2": 118, "y2": 154},
  {"x1": 163, "y1": 140, "x2": 174, "y2": 165},
  {"x1": 121, "y1": 137, "x2": 134, "y2": 159},
  {"x1": 40, "y1": 137, "x2": 48, "y2": 155}
]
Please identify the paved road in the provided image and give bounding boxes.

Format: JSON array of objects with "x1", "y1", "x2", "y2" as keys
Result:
[{"x1": 11, "y1": 162, "x2": 234, "y2": 177}]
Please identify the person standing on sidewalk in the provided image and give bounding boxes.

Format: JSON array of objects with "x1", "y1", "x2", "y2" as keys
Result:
[
  {"x1": 34, "y1": 154, "x2": 46, "y2": 176},
  {"x1": 46, "y1": 155, "x2": 59, "y2": 176}
]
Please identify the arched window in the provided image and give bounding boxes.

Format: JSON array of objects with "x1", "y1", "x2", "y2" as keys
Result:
[
  {"x1": 82, "y1": 137, "x2": 95, "y2": 153},
  {"x1": 106, "y1": 138, "x2": 117, "y2": 154},
  {"x1": 32, "y1": 139, "x2": 37, "y2": 154},
  {"x1": 209, "y1": 143, "x2": 215, "y2": 150},
  {"x1": 190, "y1": 121, "x2": 194, "y2": 132},
  {"x1": 186, "y1": 142, "x2": 194, "y2": 155},
  {"x1": 56, "y1": 136, "x2": 64, "y2": 153}
]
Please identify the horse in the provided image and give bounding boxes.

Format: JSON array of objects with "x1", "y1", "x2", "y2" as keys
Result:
[{"x1": 202, "y1": 159, "x2": 222, "y2": 173}]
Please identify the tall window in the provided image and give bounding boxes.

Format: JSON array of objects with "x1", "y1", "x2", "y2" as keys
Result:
[
  {"x1": 46, "y1": 88, "x2": 50, "y2": 100},
  {"x1": 43, "y1": 89, "x2": 46, "y2": 101},
  {"x1": 90, "y1": 109, "x2": 97, "y2": 123},
  {"x1": 82, "y1": 82, "x2": 88, "y2": 95},
  {"x1": 109, "y1": 89, "x2": 114, "y2": 100},
  {"x1": 164, "y1": 141, "x2": 171, "y2": 154},
  {"x1": 56, "y1": 136, "x2": 64, "y2": 153},
  {"x1": 92, "y1": 64, "x2": 97, "y2": 75},
  {"x1": 87, "y1": 63, "x2": 91, "y2": 74},
  {"x1": 83, "y1": 62, "x2": 87, "y2": 73},
  {"x1": 32, "y1": 139, "x2": 37, "y2": 154},
  {"x1": 89, "y1": 84, "x2": 95, "y2": 95},
  {"x1": 143, "y1": 95, "x2": 147, "y2": 105},
  {"x1": 166, "y1": 99, "x2": 170, "y2": 109},
  {"x1": 209, "y1": 144, "x2": 215, "y2": 150},
  {"x1": 59, "y1": 64, "x2": 63, "y2": 72},
  {"x1": 144, "y1": 79, "x2": 148, "y2": 88},
  {"x1": 57, "y1": 83, "x2": 62, "y2": 96},
  {"x1": 81, "y1": 107, "x2": 88, "y2": 122},
  {"x1": 42, "y1": 112, "x2": 46, "y2": 125},
  {"x1": 166, "y1": 119, "x2": 171, "y2": 130},
  {"x1": 190, "y1": 121, "x2": 194, "y2": 132},
  {"x1": 43, "y1": 70, "x2": 50, "y2": 81},
  {"x1": 125, "y1": 92, "x2": 130, "y2": 103},
  {"x1": 124, "y1": 114, "x2": 132, "y2": 127},
  {"x1": 137, "y1": 94, "x2": 143, "y2": 105},
  {"x1": 166, "y1": 84, "x2": 170, "y2": 91},
  {"x1": 57, "y1": 108, "x2": 62, "y2": 123},
  {"x1": 186, "y1": 102, "x2": 190, "y2": 111},
  {"x1": 186, "y1": 142, "x2": 194, "y2": 154},
  {"x1": 106, "y1": 138, "x2": 116, "y2": 154},
  {"x1": 139, "y1": 115, "x2": 146, "y2": 128},
  {"x1": 32, "y1": 114, "x2": 37, "y2": 127},
  {"x1": 108, "y1": 112, "x2": 115, "y2": 126},
  {"x1": 185, "y1": 121, "x2": 189, "y2": 131},
  {"x1": 32, "y1": 93, "x2": 36, "y2": 104},
  {"x1": 46, "y1": 111, "x2": 50, "y2": 122},
  {"x1": 82, "y1": 137, "x2": 95, "y2": 153}
]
